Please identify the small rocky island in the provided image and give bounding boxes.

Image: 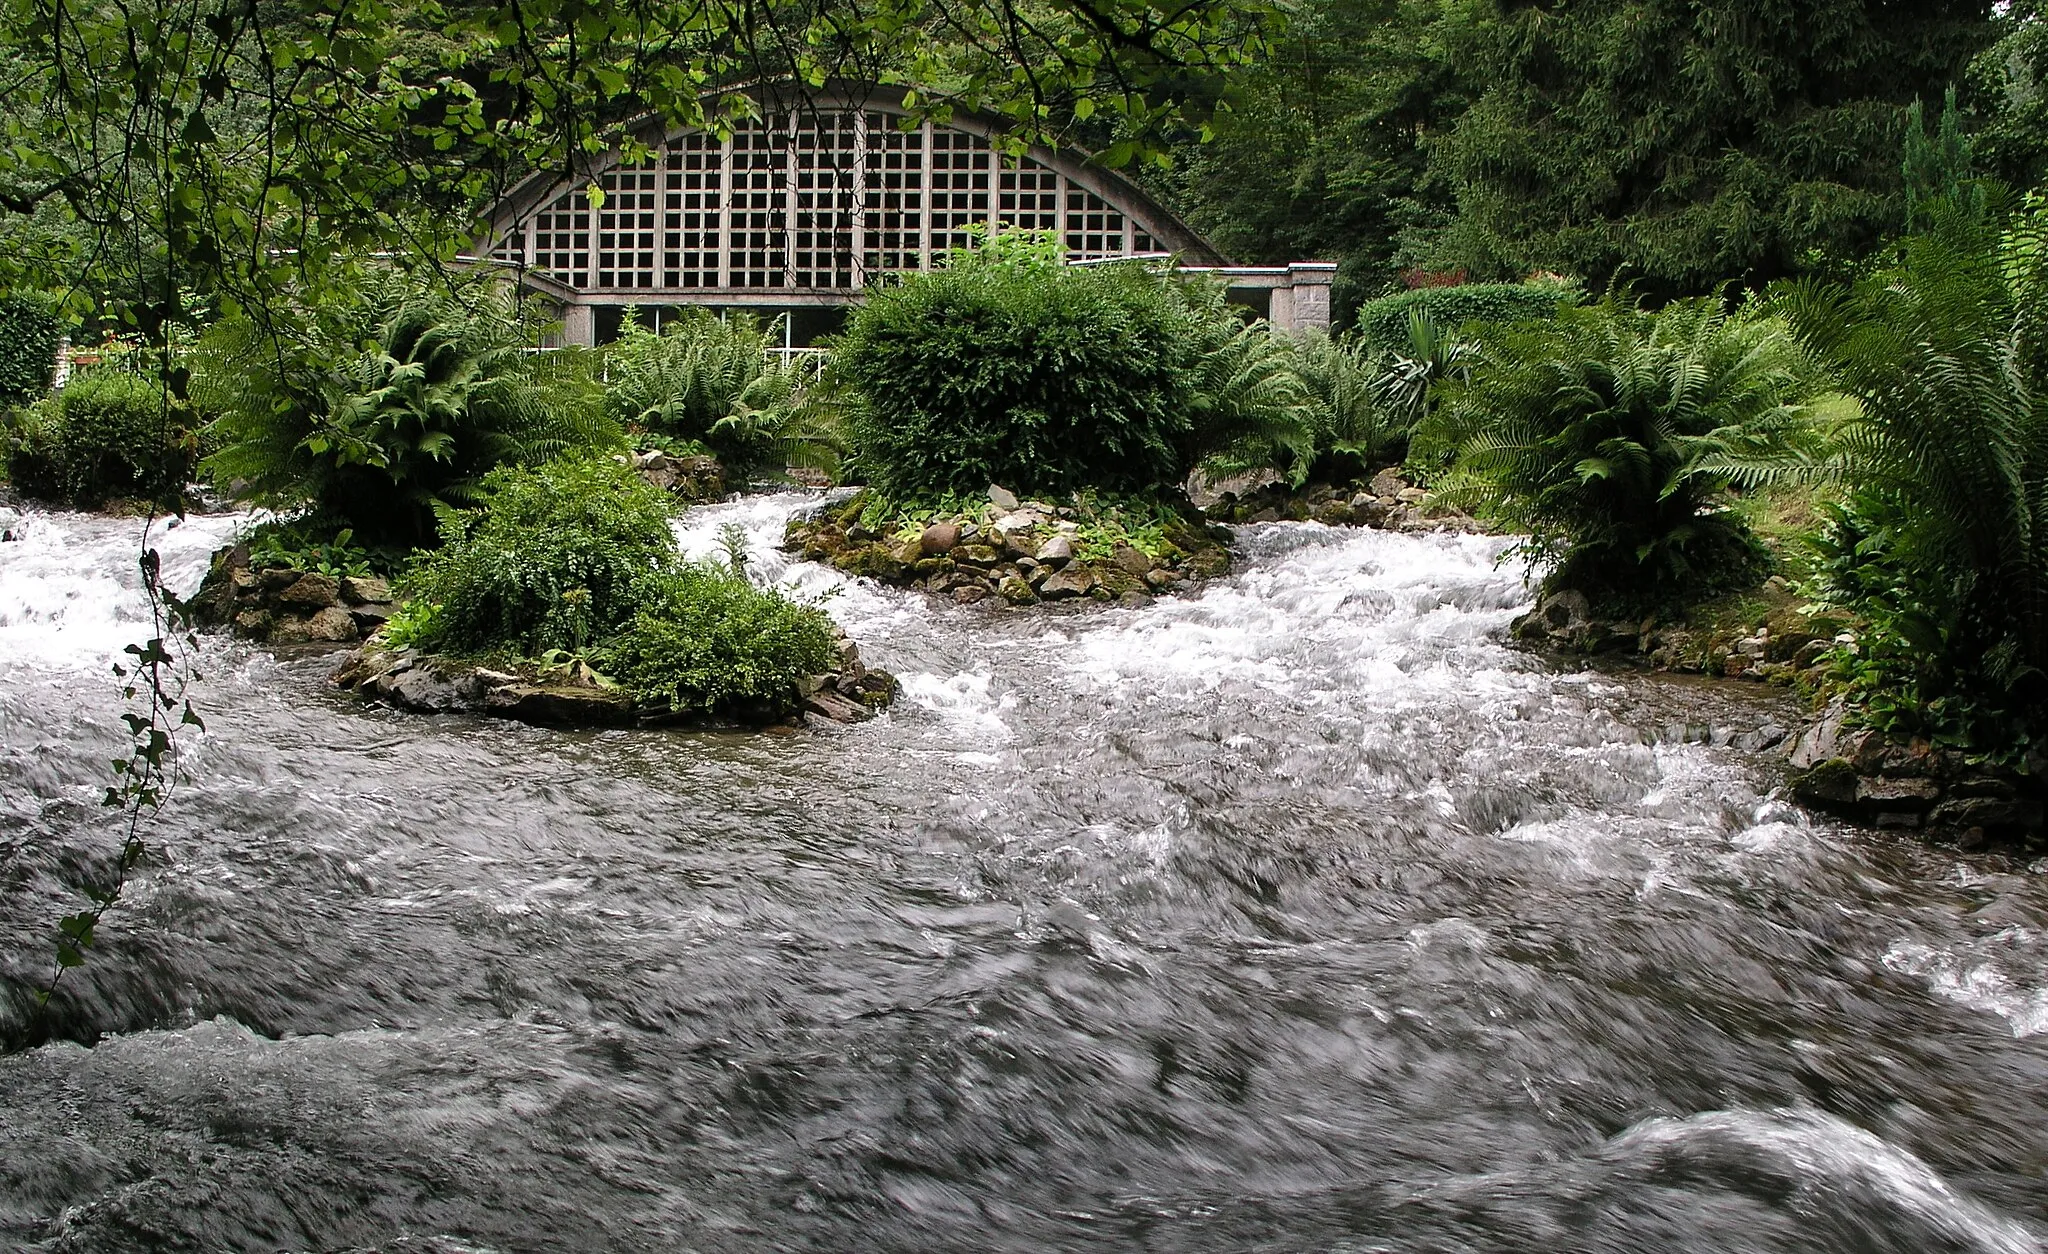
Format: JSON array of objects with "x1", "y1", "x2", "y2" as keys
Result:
[{"x1": 784, "y1": 486, "x2": 1235, "y2": 607}]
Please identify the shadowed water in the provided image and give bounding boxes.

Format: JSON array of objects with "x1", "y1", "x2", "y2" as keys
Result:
[{"x1": 1, "y1": 499, "x2": 2045, "y2": 1252}]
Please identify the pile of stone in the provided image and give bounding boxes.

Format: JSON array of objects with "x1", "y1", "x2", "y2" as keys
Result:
[
  {"x1": 1787, "y1": 698, "x2": 2046, "y2": 847},
  {"x1": 186, "y1": 543, "x2": 397, "y2": 644},
  {"x1": 784, "y1": 486, "x2": 1233, "y2": 607},
  {"x1": 629, "y1": 449, "x2": 725, "y2": 501},
  {"x1": 330, "y1": 627, "x2": 896, "y2": 731},
  {"x1": 1205, "y1": 468, "x2": 1482, "y2": 532}
]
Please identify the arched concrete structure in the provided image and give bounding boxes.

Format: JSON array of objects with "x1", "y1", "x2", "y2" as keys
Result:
[{"x1": 476, "y1": 82, "x2": 1333, "y2": 343}]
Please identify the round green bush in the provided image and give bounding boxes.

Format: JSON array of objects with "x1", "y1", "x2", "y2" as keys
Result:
[
  {"x1": 835, "y1": 257, "x2": 1192, "y2": 500},
  {"x1": 2, "y1": 371, "x2": 196, "y2": 507},
  {"x1": 401, "y1": 455, "x2": 681, "y2": 657}
]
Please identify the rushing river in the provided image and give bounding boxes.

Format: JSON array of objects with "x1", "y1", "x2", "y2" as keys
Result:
[{"x1": 2, "y1": 497, "x2": 2046, "y2": 1253}]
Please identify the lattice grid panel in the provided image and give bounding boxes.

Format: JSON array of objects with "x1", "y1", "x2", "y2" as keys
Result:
[
  {"x1": 664, "y1": 133, "x2": 722, "y2": 288},
  {"x1": 794, "y1": 112, "x2": 858, "y2": 288},
  {"x1": 728, "y1": 119, "x2": 789, "y2": 288},
  {"x1": 596, "y1": 163, "x2": 660, "y2": 288},
  {"x1": 862, "y1": 114, "x2": 925, "y2": 272},
  {"x1": 504, "y1": 112, "x2": 1166, "y2": 292},
  {"x1": 532, "y1": 192, "x2": 591, "y2": 288}
]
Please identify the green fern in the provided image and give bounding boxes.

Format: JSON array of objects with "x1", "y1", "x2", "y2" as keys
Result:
[
  {"x1": 1419, "y1": 293, "x2": 1818, "y2": 613},
  {"x1": 196, "y1": 270, "x2": 619, "y2": 548}
]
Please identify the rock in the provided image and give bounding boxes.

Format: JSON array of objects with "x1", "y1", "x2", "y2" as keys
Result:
[
  {"x1": 383, "y1": 666, "x2": 481, "y2": 714},
  {"x1": 803, "y1": 687, "x2": 871, "y2": 723},
  {"x1": 304, "y1": 606, "x2": 359, "y2": 642},
  {"x1": 485, "y1": 683, "x2": 635, "y2": 727},
  {"x1": 256, "y1": 566, "x2": 299, "y2": 592},
  {"x1": 920, "y1": 522, "x2": 961, "y2": 555},
  {"x1": 1787, "y1": 699, "x2": 1885, "y2": 772},
  {"x1": 1038, "y1": 567, "x2": 1099, "y2": 600},
  {"x1": 988, "y1": 484, "x2": 1021, "y2": 511},
  {"x1": 1036, "y1": 534, "x2": 1075, "y2": 566},
  {"x1": 1110, "y1": 545, "x2": 1153, "y2": 576},
  {"x1": 1369, "y1": 467, "x2": 1409, "y2": 498},
  {"x1": 473, "y1": 668, "x2": 521, "y2": 688},
  {"x1": 1395, "y1": 487, "x2": 1429, "y2": 504},
  {"x1": 278, "y1": 572, "x2": 341, "y2": 609},
  {"x1": 1142, "y1": 568, "x2": 1180, "y2": 590},
  {"x1": 0, "y1": 507, "x2": 20, "y2": 541},
  {"x1": 339, "y1": 575, "x2": 391, "y2": 606},
  {"x1": 350, "y1": 603, "x2": 393, "y2": 631},
  {"x1": 233, "y1": 609, "x2": 271, "y2": 637},
  {"x1": 953, "y1": 584, "x2": 989, "y2": 604},
  {"x1": 1930, "y1": 795, "x2": 2046, "y2": 832},
  {"x1": 1790, "y1": 759, "x2": 1860, "y2": 807},
  {"x1": 999, "y1": 576, "x2": 1038, "y2": 606},
  {"x1": 1855, "y1": 775, "x2": 1942, "y2": 807},
  {"x1": 955, "y1": 544, "x2": 1000, "y2": 567},
  {"x1": 1314, "y1": 502, "x2": 1355, "y2": 526},
  {"x1": 999, "y1": 527, "x2": 1039, "y2": 560}
]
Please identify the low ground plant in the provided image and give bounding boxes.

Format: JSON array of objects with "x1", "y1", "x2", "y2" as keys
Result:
[{"x1": 1418, "y1": 294, "x2": 1818, "y2": 615}]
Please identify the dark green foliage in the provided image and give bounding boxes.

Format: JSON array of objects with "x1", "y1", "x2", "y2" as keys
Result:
[
  {"x1": 595, "y1": 568, "x2": 838, "y2": 716},
  {"x1": 2, "y1": 371, "x2": 195, "y2": 507},
  {"x1": 1289, "y1": 332, "x2": 1405, "y2": 479},
  {"x1": 603, "y1": 310, "x2": 841, "y2": 475},
  {"x1": 1352, "y1": 284, "x2": 1568, "y2": 358},
  {"x1": 401, "y1": 456, "x2": 680, "y2": 657},
  {"x1": 1417, "y1": 0, "x2": 1994, "y2": 296},
  {"x1": 1967, "y1": 3, "x2": 2048, "y2": 193},
  {"x1": 196, "y1": 273, "x2": 619, "y2": 549},
  {"x1": 836, "y1": 245, "x2": 1310, "y2": 500},
  {"x1": 0, "y1": 294, "x2": 60, "y2": 406},
  {"x1": 1420, "y1": 296, "x2": 1814, "y2": 614},
  {"x1": 1155, "y1": 0, "x2": 1476, "y2": 290},
  {"x1": 1767, "y1": 203, "x2": 2048, "y2": 752},
  {"x1": 1904, "y1": 89, "x2": 1985, "y2": 231},
  {"x1": 399, "y1": 454, "x2": 838, "y2": 716}
]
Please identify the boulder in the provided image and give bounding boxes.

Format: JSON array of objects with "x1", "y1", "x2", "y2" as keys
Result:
[
  {"x1": 803, "y1": 688, "x2": 871, "y2": 723},
  {"x1": 999, "y1": 528, "x2": 1039, "y2": 560},
  {"x1": 988, "y1": 484, "x2": 1021, "y2": 511},
  {"x1": 304, "y1": 606, "x2": 359, "y2": 642},
  {"x1": 999, "y1": 575, "x2": 1038, "y2": 606},
  {"x1": 278, "y1": 572, "x2": 341, "y2": 609},
  {"x1": 485, "y1": 683, "x2": 635, "y2": 727},
  {"x1": 339, "y1": 575, "x2": 391, "y2": 606},
  {"x1": 1369, "y1": 467, "x2": 1409, "y2": 498},
  {"x1": 1036, "y1": 534, "x2": 1075, "y2": 566},
  {"x1": 954, "y1": 543, "x2": 1000, "y2": 568},
  {"x1": 920, "y1": 522, "x2": 961, "y2": 555},
  {"x1": 1038, "y1": 568, "x2": 1099, "y2": 600},
  {"x1": 953, "y1": 584, "x2": 990, "y2": 604},
  {"x1": 1109, "y1": 545, "x2": 1153, "y2": 576}
]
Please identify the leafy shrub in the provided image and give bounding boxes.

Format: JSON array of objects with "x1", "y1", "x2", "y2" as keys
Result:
[
  {"x1": 835, "y1": 241, "x2": 1310, "y2": 500},
  {"x1": 396, "y1": 454, "x2": 836, "y2": 715},
  {"x1": 400, "y1": 455, "x2": 680, "y2": 656},
  {"x1": 1420, "y1": 295, "x2": 1815, "y2": 614},
  {"x1": 195, "y1": 271, "x2": 618, "y2": 548},
  {"x1": 595, "y1": 567, "x2": 838, "y2": 715},
  {"x1": 0, "y1": 294, "x2": 60, "y2": 407},
  {"x1": 1352, "y1": 283, "x2": 1570, "y2": 358},
  {"x1": 603, "y1": 310, "x2": 840, "y2": 475},
  {"x1": 1764, "y1": 203, "x2": 2048, "y2": 752},
  {"x1": 1, "y1": 371, "x2": 196, "y2": 507}
]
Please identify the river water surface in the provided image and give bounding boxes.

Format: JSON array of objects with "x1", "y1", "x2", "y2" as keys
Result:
[{"x1": 2, "y1": 498, "x2": 2046, "y2": 1252}]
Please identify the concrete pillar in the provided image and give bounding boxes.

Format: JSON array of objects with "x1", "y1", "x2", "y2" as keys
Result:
[
  {"x1": 1283, "y1": 263, "x2": 1337, "y2": 331},
  {"x1": 1268, "y1": 284, "x2": 1295, "y2": 329},
  {"x1": 561, "y1": 303, "x2": 596, "y2": 347}
]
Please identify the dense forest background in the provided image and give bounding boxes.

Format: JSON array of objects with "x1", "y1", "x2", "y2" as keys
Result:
[{"x1": 1150, "y1": 0, "x2": 2042, "y2": 320}]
